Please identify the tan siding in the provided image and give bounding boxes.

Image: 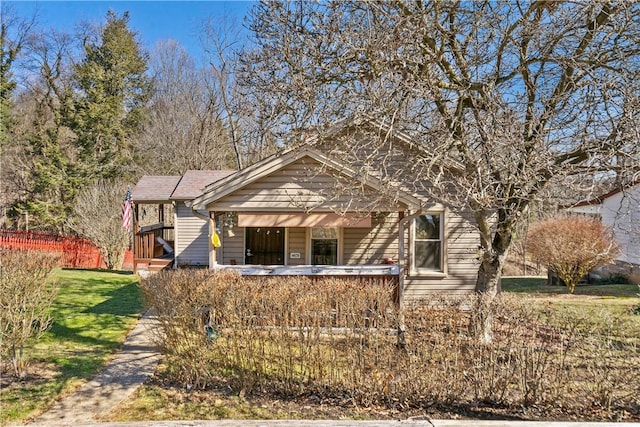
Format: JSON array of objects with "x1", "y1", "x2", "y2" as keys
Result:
[
  {"x1": 221, "y1": 226, "x2": 245, "y2": 265},
  {"x1": 212, "y1": 157, "x2": 405, "y2": 212},
  {"x1": 205, "y1": 128, "x2": 484, "y2": 298},
  {"x1": 343, "y1": 212, "x2": 399, "y2": 264},
  {"x1": 401, "y1": 207, "x2": 479, "y2": 298},
  {"x1": 175, "y1": 204, "x2": 209, "y2": 266},
  {"x1": 287, "y1": 228, "x2": 306, "y2": 265}
]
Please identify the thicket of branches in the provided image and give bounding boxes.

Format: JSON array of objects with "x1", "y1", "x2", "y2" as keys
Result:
[
  {"x1": 142, "y1": 270, "x2": 640, "y2": 419},
  {"x1": 241, "y1": 0, "x2": 640, "y2": 340},
  {"x1": 1, "y1": 6, "x2": 274, "y2": 234},
  {"x1": 68, "y1": 180, "x2": 131, "y2": 270}
]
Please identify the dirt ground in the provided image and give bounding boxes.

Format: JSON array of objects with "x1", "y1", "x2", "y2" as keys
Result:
[{"x1": 109, "y1": 375, "x2": 639, "y2": 423}]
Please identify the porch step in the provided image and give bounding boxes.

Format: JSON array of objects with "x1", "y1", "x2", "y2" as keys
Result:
[
  {"x1": 148, "y1": 258, "x2": 173, "y2": 271},
  {"x1": 134, "y1": 257, "x2": 173, "y2": 275}
]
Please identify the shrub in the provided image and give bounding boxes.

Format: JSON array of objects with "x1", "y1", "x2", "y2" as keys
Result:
[
  {"x1": 140, "y1": 270, "x2": 398, "y2": 392},
  {"x1": 527, "y1": 216, "x2": 619, "y2": 293},
  {"x1": 142, "y1": 270, "x2": 640, "y2": 417},
  {"x1": 0, "y1": 250, "x2": 60, "y2": 377},
  {"x1": 68, "y1": 179, "x2": 130, "y2": 270}
]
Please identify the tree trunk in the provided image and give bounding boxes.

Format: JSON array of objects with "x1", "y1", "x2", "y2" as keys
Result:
[
  {"x1": 472, "y1": 211, "x2": 513, "y2": 343},
  {"x1": 472, "y1": 254, "x2": 504, "y2": 343}
]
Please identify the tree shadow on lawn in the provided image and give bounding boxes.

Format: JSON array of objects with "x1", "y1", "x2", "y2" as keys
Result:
[
  {"x1": 61, "y1": 267, "x2": 134, "y2": 276},
  {"x1": 47, "y1": 322, "x2": 121, "y2": 349},
  {"x1": 83, "y1": 282, "x2": 142, "y2": 316}
]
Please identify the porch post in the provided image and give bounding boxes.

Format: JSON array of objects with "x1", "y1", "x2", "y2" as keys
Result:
[
  {"x1": 133, "y1": 204, "x2": 139, "y2": 273},
  {"x1": 397, "y1": 207, "x2": 423, "y2": 349},
  {"x1": 209, "y1": 212, "x2": 217, "y2": 268}
]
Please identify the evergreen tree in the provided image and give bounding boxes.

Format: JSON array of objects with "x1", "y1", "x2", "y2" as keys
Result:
[
  {"x1": 10, "y1": 11, "x2": 150, "y2": 231},
  {"x1": 0, "y1": 5, "x2": 34, "y2": 148},
  {"x1": 72, "y1": 10, "x2": 151, "y2": 179}
]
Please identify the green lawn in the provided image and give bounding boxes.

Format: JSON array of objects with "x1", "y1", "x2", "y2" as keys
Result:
[
  {"x1": 502, "y1": 276, "x2": 639, "y2": 297},
  {"x1": 502, "y1": 276, "x2": 640, "y2": 338},
  {"x1": 0, "y1": 269, "x2": 142, "y2": 423}
]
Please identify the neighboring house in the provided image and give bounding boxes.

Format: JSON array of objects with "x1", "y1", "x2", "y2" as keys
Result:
[
  {"x1": 131, "y1": 120, "x2": 482, "y2": 302},
  {"x1": 565, "y1": 181, "x2": 640, "y2": 283}
]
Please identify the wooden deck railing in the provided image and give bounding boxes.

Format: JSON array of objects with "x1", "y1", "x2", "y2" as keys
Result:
[{"x1": 134, "y1": 223, "x2": 174, "y2": 259}]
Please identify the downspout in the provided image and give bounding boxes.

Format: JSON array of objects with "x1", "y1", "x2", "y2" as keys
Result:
[
  {"x1": 397, "y1": 206, "x2": 423, "y2": 348},
  {"x1": 172, "y1": 201, "x2": 178, "y2": 269}
]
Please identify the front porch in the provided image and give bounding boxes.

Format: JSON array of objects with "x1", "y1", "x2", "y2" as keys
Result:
[
  {"x1": 216, "y1": 264, "x2": 400, "y2": 304},
  {"x1": 133, "y1": 222, "x2": 174, "y2": 273}
]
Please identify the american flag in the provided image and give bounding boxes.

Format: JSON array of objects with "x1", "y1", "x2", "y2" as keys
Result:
[{"x1": 121, "y1": 187, "x2": 132, "y2": 231}]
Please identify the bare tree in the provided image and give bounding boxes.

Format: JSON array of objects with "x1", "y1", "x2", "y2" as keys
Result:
[
  {"x1": 200, "y1": 16, "x2": 282, "y2": 170},
  {"x1": 135, "y1": 40, "x2": 236, "y2": 175},
  {"x1": 527, "y1": 216, "x2": 619, "y2": 293},
  {"x1": 244, "y1": 1, "x2": 640, "y2": 340},
  {"x1": 68, "y1": 179, "x2": 130, "y2": 270}
]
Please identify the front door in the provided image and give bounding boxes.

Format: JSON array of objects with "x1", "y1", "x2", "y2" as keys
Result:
[{"x1": 245, "y1": 227, "x2": 285, "y2": 265}]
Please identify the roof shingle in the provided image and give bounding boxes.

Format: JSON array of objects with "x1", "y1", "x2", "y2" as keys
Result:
[
  {"x1": 170, "y1": 170, "x2": 235, "y2": 200},
  {"x1": 131, "y1": 176, "x2": 181, "y2": 203}
]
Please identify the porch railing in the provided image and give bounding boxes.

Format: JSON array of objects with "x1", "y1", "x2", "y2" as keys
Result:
[{"x1": 134, "y1": 223, "x2": 174, "y2": 260}]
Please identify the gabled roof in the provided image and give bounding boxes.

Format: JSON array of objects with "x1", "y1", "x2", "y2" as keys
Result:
[
  {"x1": 567, "y1": 179, "x2": 640, "y2": 208},
  {"x1": 132, "y1": 176, "x2": 182, "y2": 203},
  {"x1": 302, "y1": 115, "x2": 465, "y2": 174},
  {"x1": 170, "y1": 170, "x2": 235, "y2": 200},
  {"x1": 189, "y1": 144, "x2": 424, "y2": 210}
]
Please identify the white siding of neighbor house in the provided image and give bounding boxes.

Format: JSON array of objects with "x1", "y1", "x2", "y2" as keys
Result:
[
  {"x1": 175, "y1": 203, "x2": 210, "y2": 267},
  {"x1": 601, "y1": 185, "x2": 640, "y2": 266}
]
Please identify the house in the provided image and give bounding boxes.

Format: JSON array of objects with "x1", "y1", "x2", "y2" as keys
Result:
[
  {"x1": 565, "y1": 180, "x2": 640, "y2": 283},
  {"x1": 131, "y1": 120, "x2": 482, "y2": 302}
]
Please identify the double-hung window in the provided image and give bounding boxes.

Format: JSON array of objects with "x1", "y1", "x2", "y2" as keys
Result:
[
  {"x1": 310, "y1": 227, "x2": 338, "y2": 265},
  {"x1": 412, "y1": 213, "x2": 444, "y2": 272}
]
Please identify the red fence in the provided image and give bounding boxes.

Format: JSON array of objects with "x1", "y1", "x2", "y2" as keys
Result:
[{"x1": 0, "y1": 230, "x2": 104, "y2": 269}]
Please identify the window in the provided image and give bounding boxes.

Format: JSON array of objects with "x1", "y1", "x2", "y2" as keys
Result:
[
  {"x1": 413, "y1": 213, "x2": 443, "y2": 271},
  {"x1": 311, "y1": 227, "x2": 338, "y2": 265}
]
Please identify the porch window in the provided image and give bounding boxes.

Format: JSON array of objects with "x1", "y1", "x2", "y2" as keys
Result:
[
  {"x1": 413, "y1": 213, "x2": 443, "y2": 272},
  {"x1": 311, "y1": 227, "x2": 338, "y2": 265}
]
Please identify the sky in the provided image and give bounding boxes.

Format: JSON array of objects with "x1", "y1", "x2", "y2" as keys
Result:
[{"x1": 5, "y1": 1, "x2": 255, "y2": 64}]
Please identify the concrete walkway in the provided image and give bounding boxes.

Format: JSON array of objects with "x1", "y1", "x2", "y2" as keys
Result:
[{"x1": 32, "y1": 311, "x2": 161, "y2": 426}]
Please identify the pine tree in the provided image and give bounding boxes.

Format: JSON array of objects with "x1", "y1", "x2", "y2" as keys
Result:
[{"x1": 72, "y1": 10, "x2": 151, "y2": 179}]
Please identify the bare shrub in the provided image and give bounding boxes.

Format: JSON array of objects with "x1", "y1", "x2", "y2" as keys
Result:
[
  {"x1": 143, "y1": 270, "x2": 639, "y2": 417},
  {"x1": 527, "y1": 216, "x2": 620, "y2": 293},
  {"x1": 68, "y1": 179, "x2": 131, "y2": 270},
  {"x1": 0, "y1": 249, "x2": 60, "y2": 377},
  {"x1": 141, "y1": 270, "x2": 398, "y2": 393}
]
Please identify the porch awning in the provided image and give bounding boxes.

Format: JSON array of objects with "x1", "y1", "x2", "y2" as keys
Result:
[{"x1": 237, "y1": 213, "x2": 372, "y2": 228}]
